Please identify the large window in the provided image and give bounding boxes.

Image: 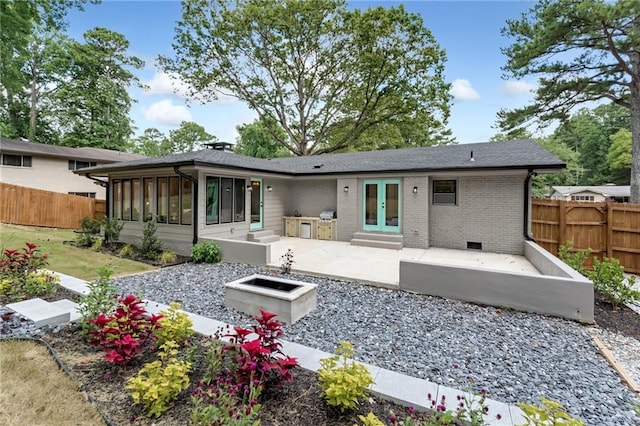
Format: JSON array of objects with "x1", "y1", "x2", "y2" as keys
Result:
[
  {"x1": 143, "y1": 178, "x2": 153, "y2": 221},
  {"x1": 157, "y1": 178, "x2": 168, "y2": 223},
  {"x1": 2, "y1": 154, "x2": 31, "y2": 167},
  {"x1": 181, "y1": 178, "x2": 192, "y2": 225},
  {"x1": 131, "y1": 179, "x2": 140, "y2": 221},
  {"x1": 68, "y1": 160, "x2": 96, "y2": 170},
  {"x1": 122, "y1": 180, "x2": 131, "y2": 220},
  {"x1": 113, "y1": 180, "x2": 122, "y2": 219},
  {"x1": 168, "y1": 177, "x2": 180, "y2": 224},
  {"x1": 433, "y1": 180, "x2": 457, "y2": 205},
  {"x1": 205, "y1": 176, "x2": 245, "y2": 225}
]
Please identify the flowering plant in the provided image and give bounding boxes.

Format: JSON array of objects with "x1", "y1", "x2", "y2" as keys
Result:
[{"x1": 88, "y1": 294, "x2": 162, "y2": 367}]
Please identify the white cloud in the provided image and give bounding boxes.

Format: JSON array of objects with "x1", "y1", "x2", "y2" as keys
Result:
[
  {"x1": 451, "y1": 79, "x2": 480, "y2": 101},
  {"x1": 141, "y1": 99, "x2": 192, "y2": 126},
  {"x1": 143, "y1": 70, "x2": 237, "y2": 104},
  {"x1": 504, "y1": 80, "x2": 537, "y2": 96},
  {"x1": 144, "y1": 71, "x2": 192, "y2": 98}
]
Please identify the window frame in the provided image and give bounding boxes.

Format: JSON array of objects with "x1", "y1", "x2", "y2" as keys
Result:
[
  {"x1": 205, "y1": 175, "x2": 246, "y2": 226},
  {"x1": 432, "y1": 179, "x2": 457, "y2": 206},
  {"x1": 2, "y1": 154, "x2": 32, "y2": 167}
]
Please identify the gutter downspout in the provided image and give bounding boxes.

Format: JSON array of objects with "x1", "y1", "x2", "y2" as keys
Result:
[
  {"x1": 84, "y1": 174, "x2": 109, "y2": 219},
  {"x1": 524, "y1": 169, "x2": 537, "y2": 241},
  {"x1": 174, "y1": 166, "x2": 198, "y2": 245}
]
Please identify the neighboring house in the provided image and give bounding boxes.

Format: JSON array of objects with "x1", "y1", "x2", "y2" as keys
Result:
[
  {"x1": 549, "y1": 185, "x2": 630, "y2": 203},
  {"x1": 0, "y1": 138, "x2": 144, "y2": 199},
  {"x1": 75, "y1": 139, "x2": 565, "y2": 256}
]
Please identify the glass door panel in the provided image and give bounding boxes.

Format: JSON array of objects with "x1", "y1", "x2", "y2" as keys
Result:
[
  {"x1": 362, "y1": 180, "x2": 401, "y2": 232},
  {"x1": 250, "y1": 178, "x2": 263, "y2": 230},
  {"x1": 364, "y1": 182, "x2": 379, "y2": 228}
]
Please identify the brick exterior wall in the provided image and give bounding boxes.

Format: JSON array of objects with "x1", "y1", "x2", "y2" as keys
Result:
[
  {"x1": 286, "y1": 179, "x2": 337, "y2": 217},
  {"x1": 402, "y1": 176, "x2": 430, "y2": 249},
  {"x1": 429, "y1": 174, "x2": 526, "y2": 255},
  {"x1": 337, "y1": 177, "x2": 358, "y2": 241}
]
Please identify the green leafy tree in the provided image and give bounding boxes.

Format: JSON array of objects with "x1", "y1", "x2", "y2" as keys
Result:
[
  {"x1": 132, "y1": 128, "x2": 172, "y2": 157},
  {"x1": 55, "y1": 27, "x2": 143, "y2": 150},
  {"x1": 608, "y1": 128, "x2": 632, "y2": 184},
  {"x1": 168, "y1": 121, "x2": 214, "y2": 153},
  {"x1": 160, "y1": 0, "x2": 451, "y2": 156},
  {"x1": 499, "y1": 0, "x2": 640, "y2": 203},
  {"x1": 0, "y1": 0, "x2": 97, "y2": 142},
  {"x1": 234, "y1": 119, "x2": 291, "y2": 158},
  {"x1": 531, "y1": 136, "x2": 583, "y2": 197}
]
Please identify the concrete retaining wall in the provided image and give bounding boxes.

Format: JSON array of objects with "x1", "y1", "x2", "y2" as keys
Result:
[
  {"x1": 523, "y1": 240, "x2": 587, "y2": 279},
  {"x1": 208, "y1": 238, "x2": 270, "y2": 266},
  {"x1": 399, "y1": 253, "x2": 594, "y2": 323}
]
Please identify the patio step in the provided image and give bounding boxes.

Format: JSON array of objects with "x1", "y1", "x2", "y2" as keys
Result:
[
  {"x1": 247, "y1": 230, "x2": 280, "y2": 243},
  {"x1": 351, "y1": 232, "x2": 403, "y2": 250},
  {"x1": 6, "y1": 298, "x2": 71, "y2": 328}
]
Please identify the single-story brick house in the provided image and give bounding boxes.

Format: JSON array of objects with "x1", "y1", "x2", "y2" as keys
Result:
[
  {"x1": 0, "y1": 137, "x2": 144, "y2": 199},
  {"x1": 75, "y1": 139, "x2": 565, "y2": 256}
]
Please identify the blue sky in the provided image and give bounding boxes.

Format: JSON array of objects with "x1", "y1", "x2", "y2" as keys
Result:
[{"x1": 66, "y1": 0, "x2": 539, "y2": 145}]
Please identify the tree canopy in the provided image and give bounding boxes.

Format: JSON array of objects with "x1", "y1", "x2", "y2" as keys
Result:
[
  {"x1": 160, "y1": 0, "x2": 452, "y2": 156},
  {"x1": 499, "y1": 0, "x2": 640, "y2": 202},
  {"x1": 234, "y1": 119, "x2": 291, "y2": 158}
]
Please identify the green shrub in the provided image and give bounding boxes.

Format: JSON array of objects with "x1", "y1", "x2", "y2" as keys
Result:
[
  {"x1": 76, "y1": 267, "x2": 119, "y2": 337},
  {"x1": 102, "y1": 217, "x2": 124, "y2": 246},
  {"x1": 590, "y1": 257, "x2": 640, "y2": 308},
  {"x1": 318, "y1": 341, "x2": 375, "y2": 412},
  {"x1": 356, "y1": 412, "x2": 386, "y2": 426},
  {"x1": 76, "y1": 216, "x2": 101, "y2": 247},
  {"x1": 160, "y1": 251, "x2": 177, "y2": 264},
  {"x1": 91, "y1": 237, "x2": 104, "y2": 252},
  {"x1": 126, "y1": 341, "x2": 191, "y2": 418},
  {"x1": 558, "y1": 241, "x2": 591, "y2": 276},
  {"x1": 518, "y1": 397, "x2": 585, "y2": 425},
  {"x1": 118, "y1": 244, "x2": 134, "y2": 258},
  {"x1": 191, "y1": 241, "x2": 220, "y2": 264},
  {"x1": 0, "y1": 243, "x2": 57, "y2": 301},
  {"x1": 155, "y1": 302, "x2": 194, "y2": 346},
  {"x1": 140, "y1": 220, "x2": 162, "y2": 260}
]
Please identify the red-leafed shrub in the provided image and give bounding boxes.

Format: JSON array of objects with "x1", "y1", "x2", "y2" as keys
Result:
[{"x1": 88, "y1": 294, "x2": 162, "y2": 367}]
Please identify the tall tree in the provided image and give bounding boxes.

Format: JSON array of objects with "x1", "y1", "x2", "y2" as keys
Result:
[
  {"x1": 234, "y1": 119, "x2": 290, "y2": 158},
  {"x1": 55, "y1": 27, "x2": 144, "y2": 150},
  {"x1": 169, "y1": 121, "x2": 214, "y2": 153},
  {"x1": 0, "y1": 0, "x2": 98, "y2": 142},
  {"x1": 608, "y1": 128, "x2": 632, "y2": 184},
  {"x1": 160, "y1": 0, "x2": 451, "y2": 156},
  {"x1": 499, "y1": 0, "x2": 640, "y2": 203},
  {"x1": 132, "y1": 128, "x2": 172, "y2": 157}
]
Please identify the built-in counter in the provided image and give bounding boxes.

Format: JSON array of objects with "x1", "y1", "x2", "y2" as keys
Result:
[{"x1": 282, "y1": 216, "x2": 337, "y2": 240}]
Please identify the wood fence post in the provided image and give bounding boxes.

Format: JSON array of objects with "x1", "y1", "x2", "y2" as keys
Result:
[
  {"x1": 558, "y1": 200, "x2": 566, "y2": 248},
  {"x1": 607, "y1": 203, "x2": 613, "y2": 259}
]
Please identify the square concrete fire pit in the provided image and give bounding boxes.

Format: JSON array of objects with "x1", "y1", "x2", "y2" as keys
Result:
[{"x1": 224, "y1": 274, "x2": 317, "y2": 324}]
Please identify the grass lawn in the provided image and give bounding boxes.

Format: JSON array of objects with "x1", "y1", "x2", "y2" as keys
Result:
[
  {"x1": 0, "y1": 224, "x2": 155, "y2": 281},
  {"x1": 0, "y1": 340, "x2": 106, "y2": 426}
]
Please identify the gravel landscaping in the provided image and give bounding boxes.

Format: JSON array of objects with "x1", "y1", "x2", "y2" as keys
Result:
[{"x1": 109, "y1": 262, "x2": 640, "y2": 426}]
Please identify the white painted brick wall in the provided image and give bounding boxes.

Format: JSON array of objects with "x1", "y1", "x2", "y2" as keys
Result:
[
  {"x1": 402, "y1": 176, "x2": 429, "y2": 249},
  {"x1": 429, "y1": 175, "x2": 526, "y2": 255},
  {"x1": 337, "y1": 178, "x2": 358, "y2": 241}
]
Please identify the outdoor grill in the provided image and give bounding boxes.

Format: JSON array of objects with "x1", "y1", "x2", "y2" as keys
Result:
[{"x1": 319, "y1": 210, "x2": 336, "y2": 222}]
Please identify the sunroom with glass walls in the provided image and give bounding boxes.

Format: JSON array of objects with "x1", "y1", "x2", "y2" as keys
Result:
[
  {"x1": 112, "y1": 176, "x2": 193, "y2": 225},
  {"x1": 205, "y1": 176, "x2": 246, "y2": 225}
]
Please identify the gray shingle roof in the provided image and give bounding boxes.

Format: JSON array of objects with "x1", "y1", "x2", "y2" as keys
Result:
[
  {"x1": 0, "y1": 138, "x2": 145, "y2": 162},
  {"x1": 75, "y1": 139, "x2": 565, "y2": 176}
]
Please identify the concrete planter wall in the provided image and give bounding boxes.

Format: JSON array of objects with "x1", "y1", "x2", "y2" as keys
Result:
[
  {"x1": 209, "y1": 238, "x2": 271, "y2": 266},
  {"x1": 399, "y1": 242, "x2": 594, "y2": 323}
]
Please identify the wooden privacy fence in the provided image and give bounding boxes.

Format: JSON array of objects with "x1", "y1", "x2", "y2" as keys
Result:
[
  {"x1": 532, "y1": 198, "x2": 640, "y2": 274},
  {"x1": 0, "y1": 183, "x2": 106, "y2": 229}
]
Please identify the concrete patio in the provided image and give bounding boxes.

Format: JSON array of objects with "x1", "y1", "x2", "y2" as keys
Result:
[{"x1": 267, "y1": 237, "x2": 540, "y2": 288}]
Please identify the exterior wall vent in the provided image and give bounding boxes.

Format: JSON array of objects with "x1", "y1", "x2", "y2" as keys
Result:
[{"x1": 467, "y1": 241, "x2": 482, "y2": 250}]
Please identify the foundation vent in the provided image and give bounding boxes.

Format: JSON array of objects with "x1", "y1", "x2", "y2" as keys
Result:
[{"x1": 467, "y1": 241, "x2": 482, "y2": 250}]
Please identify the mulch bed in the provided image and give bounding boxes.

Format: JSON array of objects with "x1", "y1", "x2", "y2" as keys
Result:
[
  {"x1": 42, "y1": 325, "x2": 410, "y2": 426},
  {"x1": 593, "y1": 290, "x2": 640, "y2": 340}
]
